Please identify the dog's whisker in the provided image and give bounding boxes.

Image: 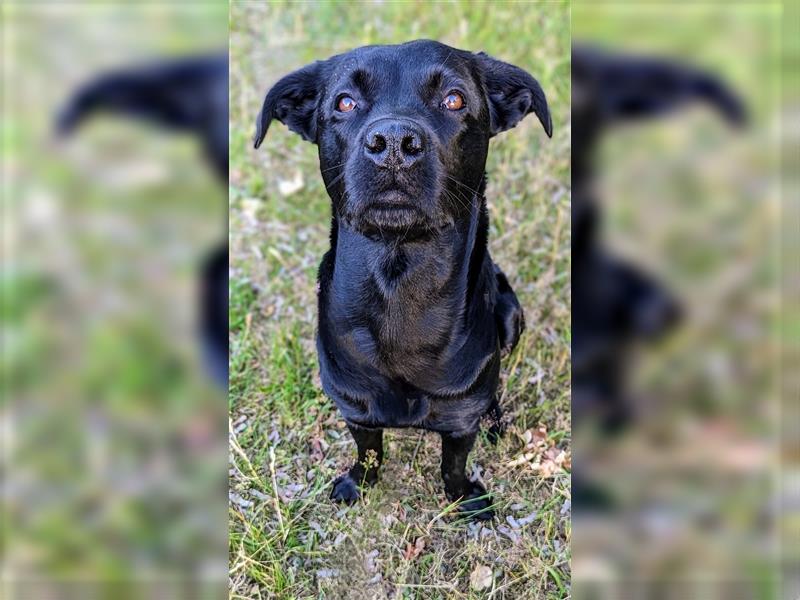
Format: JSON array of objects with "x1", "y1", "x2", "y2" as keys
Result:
[
  {"x1": 441, "y1": 190, "x2": 470, "y2": 216},
  {"x1": 320, "y1": 161, "x2": 347, "y2": 174},
  {"x1": 324, "y1": 172, "x2": 345, "y2": 188},
  {"x1": 443, "y1": 173, "x2": 485, "y2": 198},
  {"x1": 441, "y1": 187, "x2": 475, "y2": 215}
]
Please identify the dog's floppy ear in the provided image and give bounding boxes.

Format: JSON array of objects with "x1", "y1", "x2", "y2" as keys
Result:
[
  {"x1": 477, "y1": 52, "x2": 552, "y2": 138},
  {"x1": 253, "y1": 61, "x2": 323, "y2": 148}
]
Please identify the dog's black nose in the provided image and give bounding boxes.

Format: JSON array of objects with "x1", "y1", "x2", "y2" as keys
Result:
[{"x1": 364, "y1": 119, "x2": 425, "y2": 169}]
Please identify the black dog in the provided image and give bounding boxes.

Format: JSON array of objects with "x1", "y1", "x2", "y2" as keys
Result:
[
  {"x1": 571, "y1": 44, "x2": 745, "y2": 433},
  {"x1": 56, "y1": 53, "x2": 230, "y2": 386},
  {"x1": 254, "y1": 40, "x2": 551, "y2": 519}
]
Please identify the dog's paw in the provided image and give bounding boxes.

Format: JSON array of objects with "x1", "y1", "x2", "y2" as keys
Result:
[
  {"x1": 330, "y1": 473, "x2": 361, "y2": 504},
  {"x1": 455, "y1": 482, "x2": 495, "y2": 521},
  {"x1": 330, "y1": 472, "x2": 362, "y2": 504}
]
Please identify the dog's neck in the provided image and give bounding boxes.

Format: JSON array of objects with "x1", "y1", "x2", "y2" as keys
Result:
[
  {"x1": 333, "y1": 196, "x2": 484, "y2": 294},
  {"x1": 328, "y1": 192, "x2": 490, "y2": 349}
]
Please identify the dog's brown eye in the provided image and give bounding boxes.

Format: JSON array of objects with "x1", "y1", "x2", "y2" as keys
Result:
[
  {"x1": 337, "y1": 96, "x2": 357, "y2": 112},
  {"x1": 442, "y1": 92, "x2": 465, "y2": 111}
]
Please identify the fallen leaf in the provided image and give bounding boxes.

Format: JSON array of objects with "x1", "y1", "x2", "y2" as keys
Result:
[
  {"x1": 308, "y1": 520, "x2": 327, "y2": 540},
  {"x1": 229, "y1": 492, "x2": 252, "y2": 508},
  {"x1": 403, "y1": 537, "x2": 425, "y2": 561},
  {"x1": 470, "y1": 564, "x2": 493, "y2": 590},
  {"x1": 249, "y1": 489, "x2": 269, "y2": 501},
  {"x1": 508, "y1": 451, "x2": 536, "y2": 467},
  {"x1": 393, "y1": 502, "x2": 407, "y2": 523},
  {"x1": 309, "y1": 435, "x2": 324, "y2": 463},
  {"x1": 365, "y1": 549, "x2": 379, "y2": 572},
  {"x1": 538, "y1": 459, "x2": 558, "y2": 478},
  {"x1": 316, "y1": 568, "x2": 340, "y2": 579},
  {"x1": 497, "y1": 524, "x2": 520, "y2": 543},
  {"x1": 532, "y1": 426, "x2": 548, "y2": 445}
]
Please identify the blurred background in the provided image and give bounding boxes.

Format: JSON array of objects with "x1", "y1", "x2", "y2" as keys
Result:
[
  {"x1": 571, "y1": 3, "x2": 793, "y2": 599},
  {"x1": 2, "y1": 2, "x2": 228, "y2": 597}
]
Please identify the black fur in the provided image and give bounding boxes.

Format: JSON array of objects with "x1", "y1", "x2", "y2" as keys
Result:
[{"x1": 255, "y1": 40, "x2": 551, "y2": 520}]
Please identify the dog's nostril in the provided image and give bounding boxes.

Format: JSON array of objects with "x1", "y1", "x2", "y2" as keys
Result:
[
  {"x1": 366, "y1": 133, "x2": 387, "y2": 154},
  {"x1": 401, "y1": 135, "x2": 422, "y2": 156}
]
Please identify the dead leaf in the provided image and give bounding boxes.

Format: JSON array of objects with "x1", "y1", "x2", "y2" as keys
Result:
[
  {"x1": 316, "y1": 568, "x2": 339, "y2": 579},
  {"x1": 532, "y1": 425, "x2": 548, "y2": 445},
  {"x1": 497, "y1": 524, "x2": 520, "y2": 544},
  {"x1": 365, "y1": 549, "x2": 379, "y2": 572},
  {"x1": 508, "y1": 451, "x2": 536, "y2": 467},
  {"x1": 393, "y1": 502, "x2": 407, "y2": 523},
  {"x1": 309, "y1": 435, "x2": 324, "y2": 463},
  {"x1": 403, "y1": 537, "x2": 425, "y2": 561},
  {"x1": 538, "y1": 459, "x2": 557, "y2": 478},
  {"x1": 470, "y1": 564, "x2": 493, "y2": 590}
]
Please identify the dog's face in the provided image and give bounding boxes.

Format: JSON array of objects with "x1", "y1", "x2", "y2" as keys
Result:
[{"x1": 254, "y1": 40, "x2": 551, "y2": 236}]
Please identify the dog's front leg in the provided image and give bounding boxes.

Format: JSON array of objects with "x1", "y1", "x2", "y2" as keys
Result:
[
  {"x1": 440, "y1": 430, "x2": 494, "y2": 520},
  {"x1": 330, "y1": 424, "x2": 383, "y2": 504}
]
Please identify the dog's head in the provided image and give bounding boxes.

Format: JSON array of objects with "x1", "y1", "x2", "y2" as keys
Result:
[{"x1": 254, "y1": 40, "x2": 551, "y2": 237}]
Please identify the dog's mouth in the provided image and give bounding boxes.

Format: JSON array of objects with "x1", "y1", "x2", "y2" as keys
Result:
[
  {"x1": 344, "y1": 191, "x2": 455, "y2": 240},
  {"x1": 362, "y1": 192, "x2": 425, "y2": 231},
  {"x1": 341, "y1": 158, "x2": 449, "y2": 237}
]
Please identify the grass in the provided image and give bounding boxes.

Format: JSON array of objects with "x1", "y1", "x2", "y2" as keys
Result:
[
  {"x1": 229, "y1": 2, "x2": 571, "y2": 598},
  {"x1": 3, "y1": 3, "x2": 228, "y2": 588}
]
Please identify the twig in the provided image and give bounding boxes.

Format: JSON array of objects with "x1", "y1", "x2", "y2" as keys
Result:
[
  {"x1": 269, "y1": 445, "x2": 286, "y2": 538},
  {"x1": 410, "y1": 430, "x2": 425, "y2": 470}
]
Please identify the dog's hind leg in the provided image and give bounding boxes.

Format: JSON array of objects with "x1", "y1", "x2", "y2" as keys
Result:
[
  {"x1": 484, "y1": 398, "x2": 506, "y2": 445},
  {"x1": 493, "y1": 264, "x2": 525, "y2": 357},
  {"x1": 488, "y1": 264, "x2": 520, "y2": 446},
  {"x1": 330, "y1": 424, "x2": 384, "y2": 505}
]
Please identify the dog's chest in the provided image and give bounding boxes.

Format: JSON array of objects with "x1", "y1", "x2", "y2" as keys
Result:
[
  {"x1": 374, "y1": 249, "x2": 457, "y2": 349},
  {"x1": 335, "y1": 245, "x2": 462, "y2": 374}
]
